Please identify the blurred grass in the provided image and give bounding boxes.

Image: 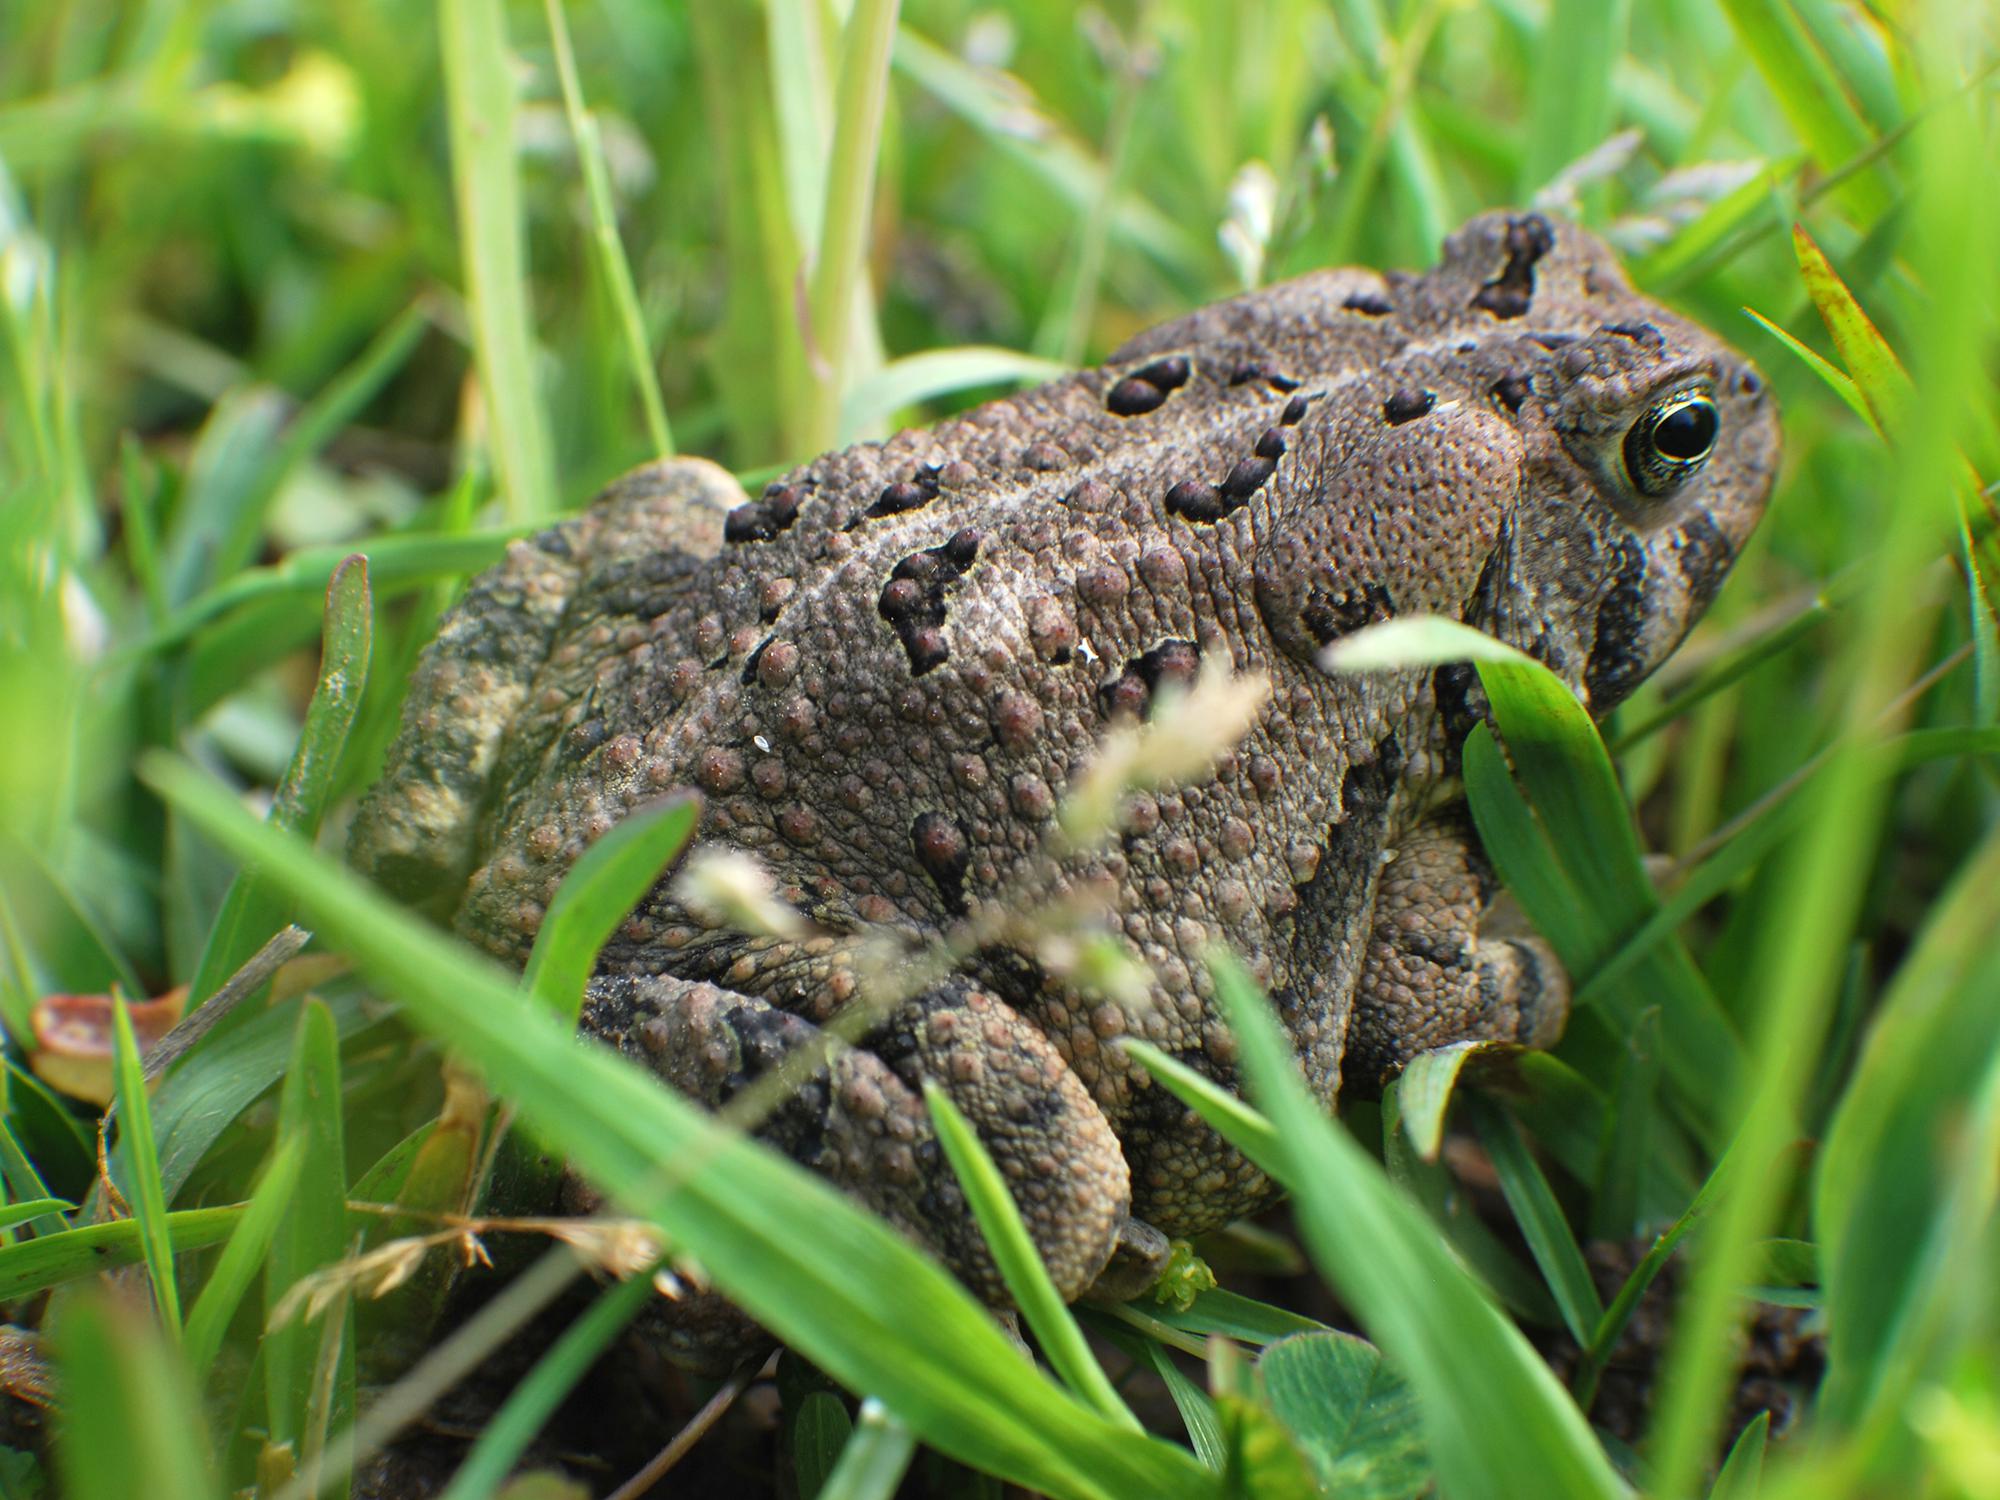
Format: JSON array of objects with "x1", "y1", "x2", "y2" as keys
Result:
[{"x1": 0, "y1": 0, "x2": 1996, "y2": 1497}]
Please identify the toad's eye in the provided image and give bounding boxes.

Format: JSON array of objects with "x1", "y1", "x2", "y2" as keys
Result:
[{"x1": 1624, "y1": 388, "x2": 1719, "y2": 497}]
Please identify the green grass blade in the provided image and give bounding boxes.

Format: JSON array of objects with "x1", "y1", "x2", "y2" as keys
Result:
[
  {"x1": 1392, "y1": 1041, "x2": 1492, "y2": 1163},
  {"x1": 1741, "y1": 306, "x2": 1876, "y2": 431},
  {"x1": 0, "y1": 1107, "x2": 79, "y2": 1237},
  {"x1": 51, "y1": 1291, "x2": 222, "y2": 1500},
  {"x1": 1792, "y1": 222, "x2": 1912, "y2": 433},
  {"x1": 136, "y1": 529, "x2": 519, "y2": 657},
  {"x1": 263, "y1": 998, "x2": 354, "y2": 1477},
  {"x1": 110, "y1": 995, "x2": 180, "y2": 1331},
  {"x1": 1812, "y1": 827, "x2": 2000, "y2": 1444},
  {"x1": 143, "y1": 752, "x2": 1218, "y2": 1500},
  {"x1": 890, "y1": 30, "x2": 1200, "y2": 281},
  {"x1": 188, "y1": 554, "x2": 371, "y2": 1008},
  {"x1": 1193, "y1": 951, "x2": 1629, "y2": 1500},
  {"x1": 1709, "y1": 1409, "x2": 1768, "y2": 1499},
  {"x1": 151, "y1": 990, "x2": 374, "y2": 1203},
  {"x1": 800, "y1": 0, "x2": 898, "y2": 454},
  {"x1": 1131, "y1": 1338, "x2": 1224, "y2": 1471},
  {"x1": 922, "y1": 1082, "x2": 1141, "y2": 1432},
  {"x1": 438, "y1": 1265, "x2": 658, "y2": 1500},
  {"x1": 182, "y1": 1131, "x2": 306, "y2": 1383},
  {"x1": 1720, "y1": 0, "x2": 1889, "y2": 219},
  {"x1": 1117, "y1": 1039, "x2": 1281, "y2": 1165},
  {"x1": 0, "y1": 1205, "x2": 243, "y2": 1300},
  {"x1": 0, "y1": 1196, "x2": 71, "y2": 1232},
  {"x1": 1469, "y1": 1099, "x2": 1603, "y2": 1347},
  {"x1": 520, "y1": 794, "x2": 699, "y2": 1025},
  {"x1": 1327, "y1": 616, "x2": 1745, "y2": 1136},
  {"x1": 439, "y1": 0, "x2": 554, "y2": 522},
  {"x1": 839, "y1": 348, "x2": 1070, "y2": 445},
  {"x1": 816, "y1": 1399, "x2": 917, "y2": 1500},
  {"x1": 1519, "y1": 0, "x2": 1631, "y2": 197},
  {"x1": 540, "y1": 0, "x2": 672, "y2": 459},
  {"x1": 794, "y1": 1390, "x2": 855, "y2": 1500},
  {"x1": 1140, "y1": 1288, "x2": 1331, "y2": 1347}
]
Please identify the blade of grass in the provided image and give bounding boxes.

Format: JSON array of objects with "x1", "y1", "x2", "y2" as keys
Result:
[
  {"x1": 1, "y1": 1086, "x2": 86, "y2": 1234},
  {"x1": 0, "y1": 1196, "x2": 71, "y2": 1232},
  {"x1": 133, "y1": 528, "x2": 520, "y2": 657},
  {"x1": 891, "y1": 30, "x2": 1200, "y2": 281},
  {"x1": 1812, "y1": 826, "x2": 2000, "y2": 1449},
  {"x1": 520, "y1": 794, "x2": 699, "y2": 1025},
  {"x1": 541, "y1": 0, "x2": 672, "y2": 459},
  {"x1": 51, "y1": 1291, "x2": 222, "y2": 1500},
  {"x1": 838, "y1": 348, "x2": 1070, "y2": 445},
  {"x1": 182, "y1": 1131, "x2": 306, "y2": 1383},
  {"x1": 816, "y1": 1399, "x2": 917, "y2": 1500},
  {"x1": 923, "y1": 1082, "x2": 1141, "y2": 1433},
  {"x1": 436, "y1": 1272, "x2": 656, "y2": 1500},
  {"x1": 1184, "y1": 951, "x2": 1628, "y2": 1500},
  {"x1": 1468, "y1": 1098, "x2": 1603, "y2": 1348},
  {"x1": 1720, "y1": 0, "x2": 1889, "y2": 219},
  {"x1": 1741, "y1": 306, "x2": 1876, "y2": 432},
  {"x1": 143, "y1": 752, "x2": 1218, "y2": 1500},
  {"x1": 1519, "y1": 0, "x2": 1630, "y2": 198},
  {"x1": 440, "y1": 0, "x2": 554, "y2": 522},
  {"x1": 187, "y1": 555, "x2": 371, "y2": 1010},
  {"x1": 1646, "y1": 58, "x2": 1991, "y2": 1491},
  {"x1": 1710, "y1": 1410, "x2": 1768, "y2": 1500},
  {"x1": 799, "y1": 0, "x2": 898, "y2": 454},
  {"x1": 1327, "y1": 617, "x2": 1745, "y2": 1137},
  {"x1": 110, "y1": 995, "x2": 179, "y2": 1332},
  {"x1": 0, "y1": 1205, "x2": 243, "y2": 1300},
  {"x1": 263, "y1": 998, "x2": 354, "y2": 1474},
  {"x1": 1792, "y1": 223, "x2": 1911, "y2": 433}
]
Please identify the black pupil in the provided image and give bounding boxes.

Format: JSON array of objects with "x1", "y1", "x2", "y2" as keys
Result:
[{"x1": 1653, "y1": 400, "x2": 1718, "y2": 461}]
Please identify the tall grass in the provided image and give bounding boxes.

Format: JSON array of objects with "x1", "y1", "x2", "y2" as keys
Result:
[{"x1": 1, "y1": 1, "x2": 1996, "y2": 1497}]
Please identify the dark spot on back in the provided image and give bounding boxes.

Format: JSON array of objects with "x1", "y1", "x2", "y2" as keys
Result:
[
  {"x1": 1097, "y1": 639, "x2": 1201, "y2": 721},
  {"x1": 876, "y1": 530, "x2": 982, "y2": 676},
  {"x1": 726, "y1": 482, "x2": 805, "y2": 543},
  {"x1": 1107, "y1": 376, "x2": 1166, "y2": 416},
  {"x1": 1228, "y1": 362, "x2": 1302, "y2": 391},
  {"x1": 1383, "y1": 388, "x2": 1436, "y2": 425},
  {"x1": 1472, "y1": 214, "x2": 1557, "y2": 320},
  {"x1": 1343, "y1": 290, "x2": 1394, "y2": 316},
  {"x1": 1492, "y1": 373, "x2": 1533, "y2": 413},
  {"x1": 1165, "y1": 479, "x2": 1234, "y2": 523},
  {"x1": 1133, "y1": 354, "x2": 1192, "y2": 390}
]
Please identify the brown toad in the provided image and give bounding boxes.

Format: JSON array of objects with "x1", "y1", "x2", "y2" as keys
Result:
[{"x1": 351, "y1": 212, "x2": 1778, "y2": 1366}]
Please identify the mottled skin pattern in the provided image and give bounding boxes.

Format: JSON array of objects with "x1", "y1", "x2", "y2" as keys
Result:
[{"x1": 351, "y1": 213, "x2": 1779, "y2": 1370}]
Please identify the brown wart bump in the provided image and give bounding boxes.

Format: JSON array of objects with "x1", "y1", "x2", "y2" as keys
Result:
[
  {"x1": 1383, "y1": 388, "x2": 1437, "y2": 425},
  {"x1": 1470, "y1": 212, "x2": 1556, "y2": 320},
  {"x1": 911, "y1": 810, "x2": 971, "y2": 911},
  {"x1": 1165, "y1": 479, "x2": 1234, "y2": 523},
  {"x1": 1106, "y1": 376, "x2": 1167, "y2": 417}
]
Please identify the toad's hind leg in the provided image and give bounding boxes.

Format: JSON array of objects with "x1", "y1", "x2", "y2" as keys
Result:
[
  {"x1": 347, "y1": 459, "x2": 740, "y2": 914},
  {"x1": 580, "y1": 970, "x2": 1132, "y2": 1366},
  {"x1": 1340, "y1": 809, "x2": 1570, "y2": 1094}
]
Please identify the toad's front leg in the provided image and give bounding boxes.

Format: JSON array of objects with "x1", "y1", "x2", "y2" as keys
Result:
[{"x1": 1339, "y1": 808, "x2": 1570, "y2": 1094}]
